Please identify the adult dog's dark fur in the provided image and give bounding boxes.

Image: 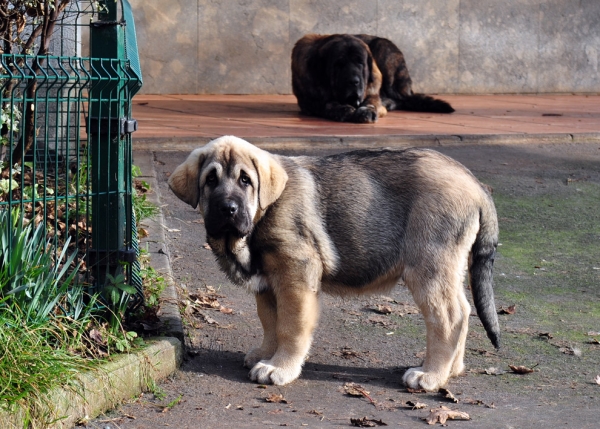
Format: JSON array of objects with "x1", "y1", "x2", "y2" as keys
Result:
[
  {"x1": 292, "y1": 34, "x2": 454, "y2": 123},
  {"x1": 169, "y1": 136, "x2": 500, "y2": 391}
]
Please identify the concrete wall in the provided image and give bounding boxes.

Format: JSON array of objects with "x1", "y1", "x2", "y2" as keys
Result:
[{"x1": 130, "y1": 0, "x2": 600, "y2": 95}]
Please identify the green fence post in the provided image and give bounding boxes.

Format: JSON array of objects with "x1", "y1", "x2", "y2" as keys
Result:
[{"x1": 88, "y1": 0, "x2": 133, "y2": 289}]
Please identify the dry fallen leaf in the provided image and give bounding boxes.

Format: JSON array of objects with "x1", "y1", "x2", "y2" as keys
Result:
[
  {"x1": 333, "y1": 347, "x2": 364, "y2": 360},
  {"x1": 509, "y1": 364, "x2": 536, "y2": 374},
  {"x1": 438, "y1": 388, "x2": 459, "y2": 403},
  {"x1": 189, "y1": 293, "x2": 221, "y2": 309},
  {"x1": 198, "y1": 312, "x2": 218, "y2": 325},
  {"x1": 89, "y1": 328, "x2": 104, "y2": 345},
  {"x1": 425, "y1": 406, "x2": 470, "y2": 425},
  {"x1": 498, "y1": 304, "x2": 516, "y2": 315},
  {"x1": 343, "y1": 383, "x2": 376, "y2": 406},
  {"x1": 203, "y1": 242, "x2": 212, "y2": 250},
  {"x1": 406, "y1": 400, "x2": 427, "y2": 410},
  {"x1": 559, "y1": 346, "x2": 581, "y2": 356},
  {"x1": 350, "y1": 416, "x2": 387, "y2": 427},
  {"x1": 219, "y1": 306, "x2": 234, "y2": 314},
  {"x1": 469, "y1": 347, "x2": 495, "y2": 356},
  {"x1": 373, "y1": 304, "x2": 393, "y2": 315},
  {"x1": 484, "y1": 367, "x2": 507, "y2": 376},
  {"x1": 265, "y1": 393, "x2": 288, "y2": 404},
  {"x1": 595, "y1": 375, "x2": 600, "y2": 385},
  {"x1": 463, "y1": 398, "x2": 496, "y2": 408},
  {"x1": 344, "y1": 383, "x2": 368, "y2": 397},
  {"x1": 367, "y1": 315, "x2": 393, "y2": 326}
]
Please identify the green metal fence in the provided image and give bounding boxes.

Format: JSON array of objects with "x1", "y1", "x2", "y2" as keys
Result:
[{"x1": 0, "y1": 1, "x2": 143, "y2": 306}]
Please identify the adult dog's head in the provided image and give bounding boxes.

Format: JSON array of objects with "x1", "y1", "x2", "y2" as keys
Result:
[
  {"x1": 314, "y1": 34, "x2": 378, "y2": 107},
  {"x1": 168, "y1": 136, "x2": 288, "y2": 240}
]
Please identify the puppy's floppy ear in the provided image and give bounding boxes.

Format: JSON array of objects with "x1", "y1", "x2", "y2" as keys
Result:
[
  {"x1": 168, "y1": 147, "x2": 208, "y2": 209},
  {"x1": 250, "y1": 150, "x2": 288, "y2": 210}
]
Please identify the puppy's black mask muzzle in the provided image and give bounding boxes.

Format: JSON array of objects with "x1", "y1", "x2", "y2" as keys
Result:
[{"x1": 205, "y1": 197, "x2": 252, "y2": 239}]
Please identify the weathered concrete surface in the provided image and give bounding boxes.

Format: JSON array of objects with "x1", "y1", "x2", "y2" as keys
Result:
[
  {"x1": 83, "y1": 142, "x2": 600, "y2": 429},
  {"x1": 134, "y1": 150, "x2": 185, "y2": 341},
  {"x1": 0, "y1": 338, "x2": 182, "y2": 429},
  {"x1": 129, "y1": 0, "x2": 600, "y2": 94}
]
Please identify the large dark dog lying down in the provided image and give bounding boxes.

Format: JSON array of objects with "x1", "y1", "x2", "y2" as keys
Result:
[
  {"x1": 292, "y1": 34, "x2": 454, "y2": 123},
  {"x1": 169, "y1": 135, "x2": 501, "y2": 391}
]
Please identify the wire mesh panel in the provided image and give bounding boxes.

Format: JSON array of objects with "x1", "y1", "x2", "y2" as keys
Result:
[
  {"x1": 0, "y1": 1, "x2": 142, "y2": 308},
  {"x1": 0, "y1": 55, "x2": 139, "y2": 284}
]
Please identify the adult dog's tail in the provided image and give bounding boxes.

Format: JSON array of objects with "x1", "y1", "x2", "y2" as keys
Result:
[
  {"x1": 394, "y1": 93, "x2": 455, "y2": 113},
  {"x1": 469, "y1": 195, "x2": 501, "y2": 349}
]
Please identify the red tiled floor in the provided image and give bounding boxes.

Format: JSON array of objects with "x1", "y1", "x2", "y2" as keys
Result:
[{"x1": 131, "y1": 94, "x2": 600, "y2": 150}]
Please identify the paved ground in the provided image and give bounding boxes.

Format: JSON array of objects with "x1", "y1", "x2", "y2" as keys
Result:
[{"x1": 84, "y1": 96, "x2": 600, "y2": 428}]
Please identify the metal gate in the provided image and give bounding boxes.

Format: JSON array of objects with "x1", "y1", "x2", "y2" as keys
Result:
[{"x1": 0, "y1": 1, "x2": 143, "y2": 307}]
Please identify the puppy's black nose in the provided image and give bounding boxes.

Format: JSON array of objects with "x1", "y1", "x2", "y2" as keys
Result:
[{"x1": 220, "y1": 201, "x2": 238, "y2": 217}]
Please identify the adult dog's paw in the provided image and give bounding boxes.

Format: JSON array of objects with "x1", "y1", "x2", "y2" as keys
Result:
[
  {"x1": 249, "y1": 360, "x2": 302, "y2": 386},
  {"x1": 327, "y1": 103, "x2": 356, "y2": 122},
  {"x1": 402, "y1": 367, "x2": 446, "y2": 392},
  {"x1": 353, "y1": 105, "x2": 378, "y2": 123},
  {"x1": 244, "y1": 347, "x2": 274, "y2": 368}
]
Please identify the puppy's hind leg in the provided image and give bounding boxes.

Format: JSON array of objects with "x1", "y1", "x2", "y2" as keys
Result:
[
  {"x1": 450, "y1": 289, "x2": 471, "y2": 378},
  {"x1": 402, "y1": 263, "x2": 470, "y2": 391},
  {"x1": 244, "y1": 289, "x2": 278, "y2": 368}
]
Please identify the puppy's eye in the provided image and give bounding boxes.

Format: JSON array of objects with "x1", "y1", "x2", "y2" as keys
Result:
[
  {"x1": 206, "y1": 172, "x2": 217, "y2": 185},
  {"x1": 240, "y1": 173, "x2": 251, "y2": 186}
]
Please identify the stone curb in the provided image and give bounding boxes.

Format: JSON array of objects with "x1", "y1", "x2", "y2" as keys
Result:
[
  {"x1": 0, "y1": 337, "x2": 182, "y2": 429},
  {"x1": 133, "y1": 150, "x2": 184, "y2": 341},
  {"x1": 132, "y1": 132, "x2": 600, "y2": 152}
]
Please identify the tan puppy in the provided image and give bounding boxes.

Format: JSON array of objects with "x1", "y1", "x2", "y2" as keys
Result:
[{"x1": 169, "y1": 135, "x2": 500, "y2": 390}]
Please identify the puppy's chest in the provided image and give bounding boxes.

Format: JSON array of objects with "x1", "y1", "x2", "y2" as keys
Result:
[{"x1": 207, "y1": 235, "x2": 259, "y2": 287}]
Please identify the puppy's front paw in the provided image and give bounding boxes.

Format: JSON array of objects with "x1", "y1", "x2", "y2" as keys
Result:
[
  {"x1": 244, "y1": 347, "x2": 273, "y2": 368},
  {"x1": 402, "y1": 367, "x2": 446, "y2": 392},
  {"x1": 249, "y1": 360, "x2": 302, "y2": 386}
]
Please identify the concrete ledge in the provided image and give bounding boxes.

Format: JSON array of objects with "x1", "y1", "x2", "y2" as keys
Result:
[
  {"x1": 133, "y1": 150, "x2": 184, "y2": 341},
  {"x1": 133, "y1": 132, "x2": 600, "y2": 153},
  {"x1": 0, "y1": 337, "x2": 182, "y2": 429}
]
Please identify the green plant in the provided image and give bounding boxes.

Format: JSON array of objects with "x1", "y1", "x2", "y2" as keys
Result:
[
  {"x1": 0, "y1": 103, "x2": 20, "y2": 146},
  {"x1": 0, "y1": 210, "x2": 101, "y2": 416},
  {"x1": 132, "y1": 165, "x2": 159, "y2": 222},
  {"x1": 104, "y1": 272, "x2": 136, "y2": 327},
  {"x1": 0, "y1": 307, "x2": 96, "y2": 408},
  {"x1": 139, "y1": 249, "x2": 166, "y2": 309},
  {"x1": 0, "y1": 209, "x2": 81, "y2": 324},
  {"x1": 164, "y1": 394, "x2": 183, "y2": 410}
]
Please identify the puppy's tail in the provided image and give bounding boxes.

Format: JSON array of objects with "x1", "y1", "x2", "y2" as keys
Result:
[
  {"x1": 469, "y1": 195, "x2": 501, "y2": 349},
  {"x1": 390, "y1": 93, "x2": 455, "y2": 113}
]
